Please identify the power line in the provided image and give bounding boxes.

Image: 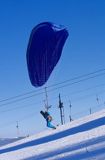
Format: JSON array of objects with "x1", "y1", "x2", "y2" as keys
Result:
[
  {"x1": 48, "y1": 72, "x2": 105, "y2": 93},
  {"x1": 0, "y1": 71, "x2": 105, "y2": 108},
  {"x1": 47, "y1": 68, "x2": 105, "y2": 88},
  {"x1": 0, "y1": 111, "x2": 38, "y2": 128},
  {"x1": 0, "y1": 68, "x2": 105, "y2": 104},
  {"x1": 0, "y1": 81, "x2": 105, "y2": 115},
  {"x1": 0, "y1": 100, "x2": 105, "y2": 129},
  {"x1": 0, "y1": 89, "x2": 44, "y2": 103},
  {"x1": 0, "y1": 87, "x2": 105, "y2": 116},
  {"x1": 0, "y1": 91, "x2": 45, "y2": 108}
]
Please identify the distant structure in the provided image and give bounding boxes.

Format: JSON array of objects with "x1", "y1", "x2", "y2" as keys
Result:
[
  {"x1": 44, "y1": 87, "x2": 51, "y2": 111},
  {"x1": 69, "y1": 100, "x2": 73, "y2": 122},
  {"x1": 16, "y1": 121, "x2": 19, "y2": 138},
  {"x1": 58, "y1": 94, "x2": 65, "y2": 125},
  {"x1": 96, "y1": 95, "x2": 99, "y2": 105}
]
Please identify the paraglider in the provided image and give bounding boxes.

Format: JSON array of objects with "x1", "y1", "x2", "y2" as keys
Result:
[
  {"x1": 26, "y1": 22, "x2": 69, "y2": 87},
  {"x1": 26, "y1": 22, "x2": 69, "y2": 129}
]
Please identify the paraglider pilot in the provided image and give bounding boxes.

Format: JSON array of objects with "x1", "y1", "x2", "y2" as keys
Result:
[{"x1": 40, "y1": 110, "x2": 56, "y2": 129}]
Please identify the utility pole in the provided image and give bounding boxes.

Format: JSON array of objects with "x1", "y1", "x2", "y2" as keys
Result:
[
  {"x1": 96, "y1": 95, "x2": 99, "y2": 106},
  {"x1": 96, "y1": 95, "x2": 101, "y2": 112},
  {"x1": 69, "y1": 100, "x2": 72, "y2": 122},
  {"x1": 44, "y1": 87, "x2": 51, "y2": 111},
  {"x1": 62, "y1": 106, "x2": 65, "y2": 124},
  {"x1": 16, "y1": 121, "x2": 19, "y2": 138},
  {"x1": 89, "y1": 108, "x2": 92, "y2": 114},
  {"x1": 58, "y1": 94, "x2": 64, "y2": 125}
]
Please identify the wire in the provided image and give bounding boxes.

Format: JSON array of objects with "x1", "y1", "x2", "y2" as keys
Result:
[
  {"x1": 47, "y1": 68, "x2": 105, "y2": 88},
  {"x1": 0, "y1": 101, "x2": 105, "y2": 129},
  {"x1": 0, "y1": 71, "x2": 105, "y2": 108},
  {"x1": 0, "y1": 82, "x2": 105, "y2": 114},
  {"x1": 0, "y1": 68, "x2": 105, "y2": 103},
  {"x1": 47, "y1": 72, "x2": 105, "y2": 93}
]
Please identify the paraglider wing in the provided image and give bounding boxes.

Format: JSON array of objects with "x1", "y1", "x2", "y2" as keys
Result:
[{"x1": 26, "y1": 22, "x2": 69, "y2": 87}]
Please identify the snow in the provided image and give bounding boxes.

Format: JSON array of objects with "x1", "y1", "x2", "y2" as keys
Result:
[
  {"x1": 0, "y1": 109, "x2": 105, "y2": 160},
  {"x1": 0, "y1": 137, "x2": 24, "y2": 147}
]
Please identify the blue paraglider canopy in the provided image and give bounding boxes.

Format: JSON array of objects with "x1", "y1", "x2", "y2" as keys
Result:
[{"x1": 26, "y1": 22, "x2": 69, "y2": 87}]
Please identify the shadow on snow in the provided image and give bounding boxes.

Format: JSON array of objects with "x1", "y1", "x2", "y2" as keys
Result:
[
  {"x1": 0, "y1": 116, "x2": 105, "y2": 154},
  {"x1": 23, "y1": 135, "x2": 105, "y2": 160}
]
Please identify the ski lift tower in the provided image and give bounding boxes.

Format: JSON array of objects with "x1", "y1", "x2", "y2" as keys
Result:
[
  {"x1": 96, "y1": 95, "x2": 99, "y2": 106},
  {"x1": 44, "y1": 87, "x2": 51, "y2": 111},
  {"x1": 58, "y1": 94, "x2": 65, "y2": 125},
  {"x1": 16, "y1": 121, "x2": 19, "y2": 138},
  {"x1": 69, "y1": 100, "x2": 72, "y2": 122}
]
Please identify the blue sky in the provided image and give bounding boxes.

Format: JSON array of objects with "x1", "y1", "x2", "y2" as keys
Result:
[{"x1": 0, "y1": 0, "x2": 105, "y2": 137}]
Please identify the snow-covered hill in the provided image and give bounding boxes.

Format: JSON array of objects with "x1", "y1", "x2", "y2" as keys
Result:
[
  {"x1": 0, "y1": 109, "x2": 105, "y2": 160},
  {"x1": 0, "y1": 137, "x2": 24, "y2": 147}
]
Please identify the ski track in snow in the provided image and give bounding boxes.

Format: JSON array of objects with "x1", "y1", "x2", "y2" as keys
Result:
[{"x1": 0, "y1": 109, "x2": 105, "y2": 160}]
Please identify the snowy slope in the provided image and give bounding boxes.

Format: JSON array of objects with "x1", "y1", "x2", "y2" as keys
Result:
[
  {"x1": 0, "y1": 137, "x2": 24, "y2": 147},
  {"x1": 0, "y1": 109, "x2": 105, "y2": 160}
]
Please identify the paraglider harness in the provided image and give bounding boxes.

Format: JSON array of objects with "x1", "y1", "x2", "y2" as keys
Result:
[{"x1": 40, "y1": 110, "x2": 52, "y2": 122}]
